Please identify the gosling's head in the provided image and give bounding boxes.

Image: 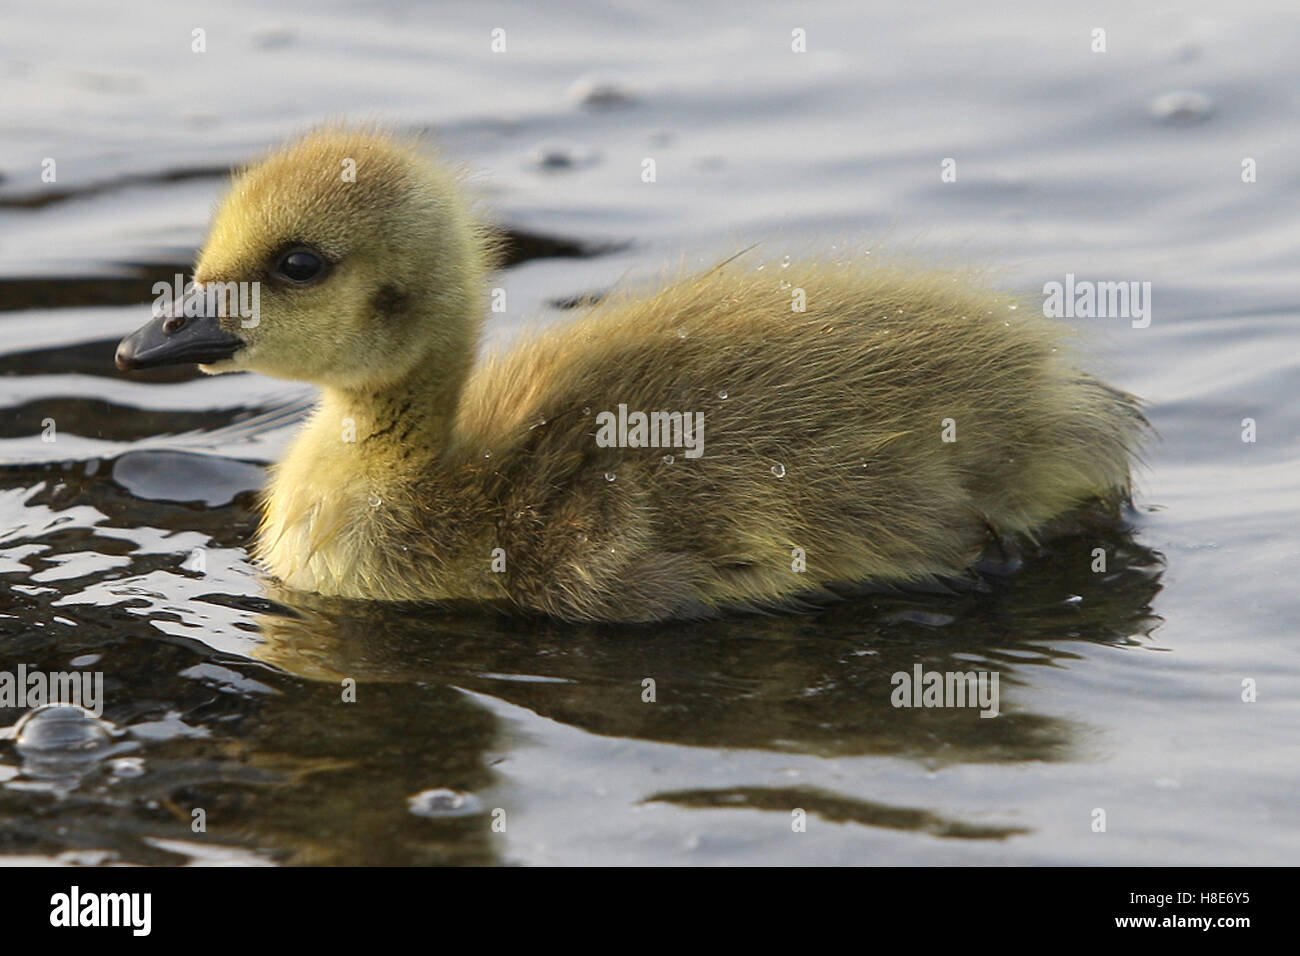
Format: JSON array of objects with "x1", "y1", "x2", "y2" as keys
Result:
[{"x1": 116, "y1": 127, "x2": 492, "y2": 391}]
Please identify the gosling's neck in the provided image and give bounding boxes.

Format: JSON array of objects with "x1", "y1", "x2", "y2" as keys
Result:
[
  {"x1": 313, "y1": 344, "x2": 477, "y2": 470},
  {"x1": 320, "y1": 364, "x2": 445, "y2": 450}
]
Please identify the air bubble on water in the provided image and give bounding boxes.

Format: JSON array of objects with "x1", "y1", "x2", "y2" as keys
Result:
[
  {"x1": 771, "y1": 463, "x2": 786, "y2": 478},
  {"x1": 576, "y1": 533, "x2": 588, "y2": 543},
  {"x1": 407, "y1": 788, "x2": 483, "y2": 819},
  {"x1": 662, "y1": 454, "x2": 675, "y2": 464},
  {"x1": 582, "y1": 407, "x2": 592, "y2": 416},
  {"x1": 110, "y1": 757, "x2": 146, "y2": 778},
  {"x1": 676, "y1": 328, "x2": 686, "y2": 339},
  {"x1": 15, "y1": 706, "x2": 113, "y2": 757},
  {"x1": 13, "y1": 705, "x2": 132, "y2": 783},
  {"x1": 717, "y1": 389, "x2": 728, "y2": 399},
  {"x1": 780, "y1": 256, "x2": 791, "y2": 269},
  {"x1": 368, "y1": 494, "x2": 382, "y2": 508},
  {"x1": 528, "y1": 140, "x2": 598, "y2": 171},
  {"x1": 57, "y1": 849, "x2": 117, "y2": 866},
  {"x1": 251, "y1": 25, "x2": 294, "y2": 49},
  {"x1": 483, "y1": 451, "x2": 492, "y2": 459},
  {"x1": 604, "y1": 472, "x2": 616, "y2": 482},
  {"x1": 568, "y1": 72, "x2": 637, "y2": 109},
  {"x1": 1149, "y1": 89, "x2": 1213, "y2": 125}
]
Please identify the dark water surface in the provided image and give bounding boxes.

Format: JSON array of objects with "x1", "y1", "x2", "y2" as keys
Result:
[{"x1": 1, "y1": 1, "x2": 1297, "y2": 864}]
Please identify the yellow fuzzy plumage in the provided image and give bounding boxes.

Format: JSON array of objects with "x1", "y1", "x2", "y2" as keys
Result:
[{"x1": 186, "y1": 127, "x2": 1145, "y2": 622}]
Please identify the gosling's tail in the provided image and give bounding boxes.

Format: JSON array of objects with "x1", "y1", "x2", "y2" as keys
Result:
[
  {"x1": 1024, "y1": 375, "x2": 1148, "y2": 542},
  {"x1": 1078, "y1": 374, "x2": 1148, "y2": 501}
]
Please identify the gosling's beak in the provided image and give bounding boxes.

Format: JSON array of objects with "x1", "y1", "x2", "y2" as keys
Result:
[{"x1": 115, "y1": 301, "x2": 245, "y2": 371}]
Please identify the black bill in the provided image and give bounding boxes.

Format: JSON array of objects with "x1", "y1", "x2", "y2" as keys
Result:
[{"x1": 115, "y1": 309, "x2": 244, "y2": 371}]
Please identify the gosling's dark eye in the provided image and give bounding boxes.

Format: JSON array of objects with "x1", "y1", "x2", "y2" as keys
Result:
[{"x1": 272, "y1": 247, "x2": 327, "y2": 285}]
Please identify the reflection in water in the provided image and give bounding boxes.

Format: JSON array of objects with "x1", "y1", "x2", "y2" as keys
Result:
[
  {"x1": 257, "y1": 527, "x2": 1162, "y2": 761},
  {"x1": 644, "y1": 787, "x2": 1030, "y2": 840},
  {"x1": 237, "y1": 525, "x2": 1161, "y2": 861}
]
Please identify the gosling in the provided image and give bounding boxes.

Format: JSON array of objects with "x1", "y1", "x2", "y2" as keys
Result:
[{"x1": 116, "y1": 128, "x2": 1146, "y2": 623}]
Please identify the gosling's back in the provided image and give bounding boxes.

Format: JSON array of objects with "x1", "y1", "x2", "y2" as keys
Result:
[{"x1": 400, "y1": 263, "x2": 1145, "y2": 621}]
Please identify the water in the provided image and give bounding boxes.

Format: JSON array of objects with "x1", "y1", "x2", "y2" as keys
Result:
[{"x1": 1, "y1": 0, "x2": 1297, "y2": 865}]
